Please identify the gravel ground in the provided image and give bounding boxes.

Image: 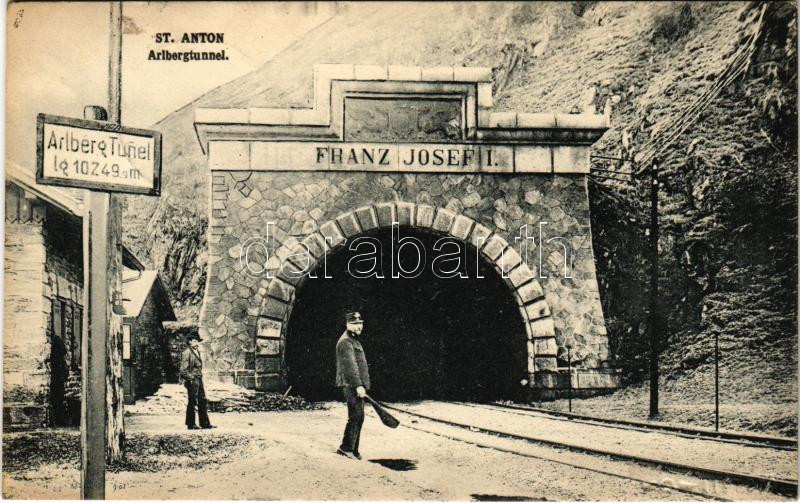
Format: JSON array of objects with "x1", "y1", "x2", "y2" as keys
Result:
[
  {"x1": 3, "y1": 406, "x2": 774, "y2": 501},
  {"x1": 392, "y1": 401, "x2": 798, "y2": 481},
  {"x1": 530, "y1": 392, "x2": 798, "y2": 438},
  {"x1": 3, "y1": 430, "x2": 263, "y2": 474},
  {"x1": 126, "y1": 382, "x2": 325, "y2": 415}
]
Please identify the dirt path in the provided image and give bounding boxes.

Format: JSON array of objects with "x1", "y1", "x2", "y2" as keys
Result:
[{"x1": 1, "y1": 406, "x2": 765, "y2": 500}]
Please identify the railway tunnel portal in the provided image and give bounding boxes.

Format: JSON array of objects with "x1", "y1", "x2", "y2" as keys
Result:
[{"x1": 194, "y1": 64, "x2": 620, "y2": 400}]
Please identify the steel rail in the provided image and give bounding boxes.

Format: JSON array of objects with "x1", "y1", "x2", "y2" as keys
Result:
[
  {"x1": 381, "y1": 403, "x2": 798, "y2": 498},
  {"x1": 473, "y1": 401, "x2": 797, "y2": 450},
  {"x1": 393, "y1": 418, "x2": 729, "y2": 501}
]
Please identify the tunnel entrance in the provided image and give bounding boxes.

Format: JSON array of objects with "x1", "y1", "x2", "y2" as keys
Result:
[{"x1": 285, "y1": 226, "x2": 528, "y2": 402}]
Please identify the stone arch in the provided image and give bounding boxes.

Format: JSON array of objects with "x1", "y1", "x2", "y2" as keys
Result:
[{"x1": 255, "y1": 201, "x2": 559, "y2": 384}]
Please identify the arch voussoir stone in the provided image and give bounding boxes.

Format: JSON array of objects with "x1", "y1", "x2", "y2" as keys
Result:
[
  {"x1": 336, "y1": 211, "x2": 362, "y2": 238},
  {"x1": 415, "y1": 204, "x2": 436, "y2": 228},
  {"x1": 374, "y1": 202, "x2": 396, "y2": 227},
  {"x1": 396, "y1": 202, "x2": 415, "y2": 226},
  {"x1": 354, "y1": 205, "x2": 379, "y2": 231},
  {"x1": 450, "y1": 215, "x2": 475, "y2": 241},
  {"x1": 432, "y1": 207, "x2": 456, "y2": 233},
  {"x1": 482, "y1": 235, "x2": 508, "y2": 262},
  {"x1": 318, "y1": 219, "x2": 346, "y2": 249}
]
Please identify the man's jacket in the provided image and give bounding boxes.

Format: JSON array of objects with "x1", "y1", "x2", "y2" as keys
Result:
[
  {"x1": 335, "y1": 332, "x2": 370, "y2": 389},
  {"x1": 180, "y1": 347, "x2": 203, "y2": 383}
]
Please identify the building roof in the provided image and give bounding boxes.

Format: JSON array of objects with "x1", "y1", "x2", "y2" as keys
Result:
[
  {"x1": 7, "y1": 162, "x2": 148, "y2": 271},
  {"x1": 122, "y1": 268, "x2": 177, "y2": 321},
  {"x1": 7, "y1": 162, "x2": 176, "y2": 322},
  {"x1": 6, "y1": 161, "x2": 84, "y2": 216}
]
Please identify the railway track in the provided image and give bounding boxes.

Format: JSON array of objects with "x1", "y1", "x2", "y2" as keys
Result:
[
  {"x1": 470, "y1": 401, "x2": 797, "y2": 450},
  {"x1": 379, "y1": 401, "x2": 798, "y2": 500}
]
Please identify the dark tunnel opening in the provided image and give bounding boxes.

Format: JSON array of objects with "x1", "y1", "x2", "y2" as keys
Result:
[{"x1": 285, "y1": 226, "x2": 528, "y2": 402}]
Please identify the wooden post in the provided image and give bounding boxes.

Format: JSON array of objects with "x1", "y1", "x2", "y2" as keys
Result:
[
  {"x1": 105, "y1": 0, "x2": 126, "y2": 463},
  {"x1": 81, "y1": 186, "x2": 109, "y2": 500},
  {"x1": 648, "y1": 163, "x2": 660, "y2": 419},
  {"x1": 80, "y1": 3, "x2": 125, "y2": 498}
]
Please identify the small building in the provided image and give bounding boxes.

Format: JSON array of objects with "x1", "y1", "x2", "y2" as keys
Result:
[
  {"x1": 3, "y1": 162, "x2": 176, "y2": 428},
  {"x1": 121, "y1": 269, "x2": 176, "y2": 404}
]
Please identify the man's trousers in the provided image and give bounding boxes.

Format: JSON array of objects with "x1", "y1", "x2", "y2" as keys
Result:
[
  {"x1": 185, "y1": 378, "x2": 212, "y2": 428},
  {"x1": 339, "y1": 386, "x2": 364, "y2": 454}
]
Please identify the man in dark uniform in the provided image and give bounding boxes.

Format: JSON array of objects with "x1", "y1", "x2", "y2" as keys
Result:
[
  {"x1": 335, "y1": 311, "x2": 370, "y2": 460},
  {"x1": 180, "y1": 333, "x2": 215, "y2": 430}
]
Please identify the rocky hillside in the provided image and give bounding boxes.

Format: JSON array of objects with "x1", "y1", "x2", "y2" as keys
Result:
[{"x1": 124, "y1": 1, "x2": 797, "y2": 424}]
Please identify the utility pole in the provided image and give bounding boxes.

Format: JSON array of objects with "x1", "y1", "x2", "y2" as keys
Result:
[
  {"x1": 648, "y1": 161, "x2": 660, "y2": 419},
  {"x1": 715, "y1": 329, "x2": 720, "y2": 431}
]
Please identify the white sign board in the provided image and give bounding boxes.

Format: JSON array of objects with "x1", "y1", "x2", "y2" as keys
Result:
[{"x1": 37, "y1": 113, "x2": 161, "y2": 195}]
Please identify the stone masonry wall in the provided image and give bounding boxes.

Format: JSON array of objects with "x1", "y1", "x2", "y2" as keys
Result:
[
  {"x1": 42, "y1": 205, "x2": 84, "y2": 426},
  {"x1": 199, "y1": 170, "x2": 612, "y2": 391},
  {"x1": 4, "y1": 184, "x2": 49, "y2": 427},
  {"x1": 126, "y1": 291, "x2": 169, "y2": 399}
]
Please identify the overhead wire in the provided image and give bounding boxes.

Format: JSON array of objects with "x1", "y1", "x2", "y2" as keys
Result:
[{"x1": 634, "y1": 3, "x2": 767, "y2": 173}]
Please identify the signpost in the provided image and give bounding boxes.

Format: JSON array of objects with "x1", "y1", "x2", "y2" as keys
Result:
[
  {"x1": 33, "y1": 3, "x2": 161, "y2": 498},
  {"x1": 36, "y1": 113, "x2": 161, "y2": 196}
]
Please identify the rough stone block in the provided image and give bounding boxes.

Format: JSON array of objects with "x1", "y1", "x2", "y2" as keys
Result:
[
  {"x1": 432, "y1": 208, "x2": 456, "y2": 233},
  {"x1": 354, "y1": 206, "x2": 378, "y2": 230},
  {"x1": 469, "y1": 223, "x2": 493, "y2": 250},
  {"x1": 533, "y1": 337, "x2": 559, "y2": 356},
  {"x1": 235, "y1": 374, "x2": 257, "y2": 390},
  {"x1": 276, "y1": 268, "x2": 304, "y2": 287},
  {"x1": 496, "y1": 246, "x2": 522, "y2": 275},
  {"x1": 508, "y1": 264, "x2": 535, "y2": 288},
  {"x1": 516, "y1": 280, "x2": 545, "y2": 303},
  {"x1": 533, "y1": 371, "x2": 566, "y2": 389},
  {"x1": 525, "y1": 299, "x2": 550, "y2": 321},
  {"x1": 534, "y1": 356, "x2": 558, "y2": 372},
  {"x1": 302, "y1": 233, "x2": 326, "y2": 259},
  {"x1": 255, "y1": 373, "x2": 285, "y2": 392},
  {"x1": 450, "y1": 215, "x2": 474, "y2": 241},
  {"x1": 319, "y1": 220, "x2": 346, "y2": 248},
  {"x1": 260, "y1": 297, "x2": 288, "y2": 320},
  {"x1": 255, "y1": 338, "x2": 281, "y2": 356},
  {"x1": 255, "y1": 357, "x2": 281, "y2": 374},
  {"x1": 396, "y1": 202, "x2": 415, "y2": 226},
  {"x1": 374, "y1": 202, "x2": 397, "y2": 227},
  {"x1": 336, "y1": 212, "x2": 362, "y2": 238},
  {"x1": 267, "y1": 279, "x2": 294, "y2": 302},
  {"x1": 527, "y1": 317, "x2": 556, "y2": 338},
  {"x1": 257, "y1": 317, "x2": 282, "y2": 339},
  {"x1": 415, "y1": 205, "x2": 435, "y2": 228},
  {"x1": 482, "y1": 235, "x2": 508, "y2": 261}
]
